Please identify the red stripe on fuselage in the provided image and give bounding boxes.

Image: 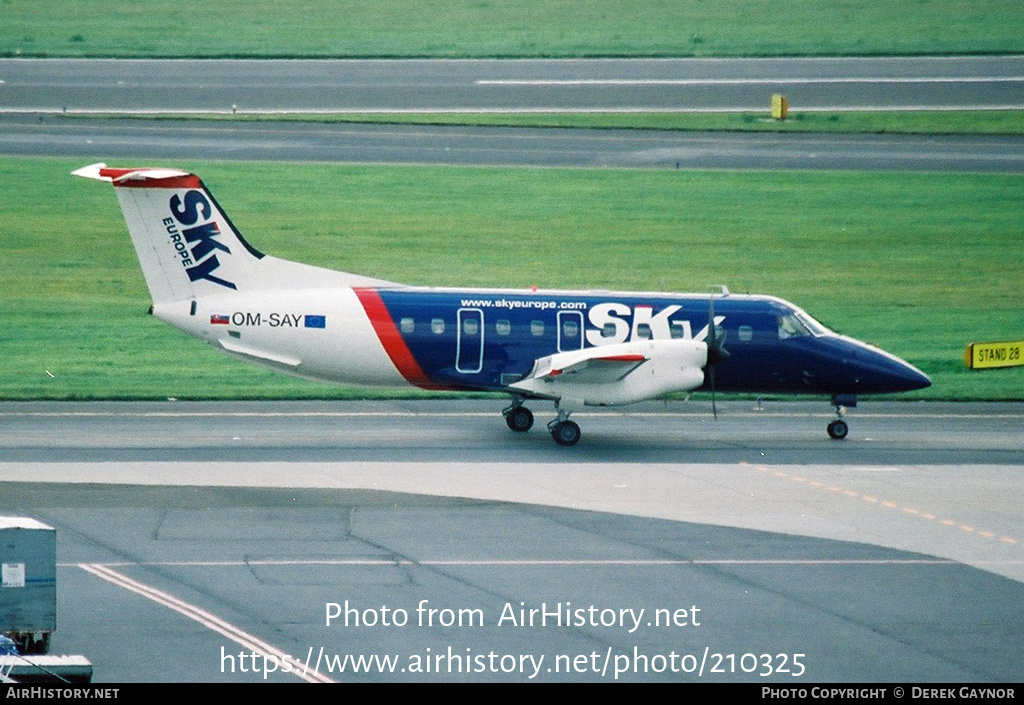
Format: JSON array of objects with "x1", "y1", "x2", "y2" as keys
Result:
[{"x1": 352, "y1": 288, "x2": 447, "y2": 390}]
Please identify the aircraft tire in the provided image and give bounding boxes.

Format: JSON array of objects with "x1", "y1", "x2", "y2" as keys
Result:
[
  {"x1": 827, "y1": 419, "x2": 849, "y2": 440},
  {"x1": 551, "y1": 420, "x2": 581, "y2": 446},
  {"x1": 505, "y1": 407, "x2": 534, "y2": 432}
]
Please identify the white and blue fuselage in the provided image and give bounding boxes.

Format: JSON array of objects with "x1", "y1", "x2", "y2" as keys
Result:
[{"x1": 74, "y1": 163, "x2": 930, "y2": 445}]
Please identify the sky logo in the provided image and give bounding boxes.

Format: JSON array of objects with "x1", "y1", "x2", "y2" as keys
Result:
[{"x1": 166, "y1": 189, "x2": 237, "y2": 290}]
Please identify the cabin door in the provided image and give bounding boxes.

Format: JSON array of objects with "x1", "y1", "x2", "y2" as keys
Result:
[{"x1": 456, "y1": 308, "x2": 484, "y2": 374}]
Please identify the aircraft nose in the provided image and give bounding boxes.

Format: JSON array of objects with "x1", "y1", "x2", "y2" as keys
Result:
[
  {"x1": 885, "y1": 357, "x2": 932, "y2": 392},
  {"x1": 847, "y1": 341, "x2": 931, "y2": 393}
]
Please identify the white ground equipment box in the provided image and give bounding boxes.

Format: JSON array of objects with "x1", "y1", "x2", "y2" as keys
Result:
[{"x1": 1, "y1": 517, "x2": 56, "y2": 655}]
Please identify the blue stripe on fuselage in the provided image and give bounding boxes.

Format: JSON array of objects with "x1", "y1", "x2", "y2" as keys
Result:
[
  {"x1": 370, "y1": 289, "x2": 831, "y2": 393},
  {"x1": 367, "y1": 288, "x2": 929, "y2": 397}
]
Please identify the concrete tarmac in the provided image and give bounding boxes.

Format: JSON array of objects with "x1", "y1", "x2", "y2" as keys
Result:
[{"x1": 1, "y1": 400, "x2": 1022, "y2": 682}]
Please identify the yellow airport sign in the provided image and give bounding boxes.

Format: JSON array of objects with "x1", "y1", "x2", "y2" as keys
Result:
[
  {"x1": 965, "y1": 341, "x2": 1024, "y2": 369},
  {"x1": 771, "y1": 94, "x2": 788, "y2": 120}
]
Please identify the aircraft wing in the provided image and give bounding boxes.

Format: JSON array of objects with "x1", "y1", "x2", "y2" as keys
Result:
[
  {"x1": 530, "y1": 352, "x2": 649, "y2": 385},
  {"x1": 510, "y1": 339, "x2": 707, "y2": 407}
]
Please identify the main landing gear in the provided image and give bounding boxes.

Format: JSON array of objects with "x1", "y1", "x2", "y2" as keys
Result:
[
  {"x1": 503, "y1": 401, "x2": 534, "y2": 433},
  {"x1": 547, "y1": 417, "x2": 581, "y2": 446},
  {"x1": 503, "y1": 398, "x2": 581, "y2": 446}
]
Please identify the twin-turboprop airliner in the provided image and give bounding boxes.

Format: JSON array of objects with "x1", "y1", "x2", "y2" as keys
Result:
[{"x1": 74, "y1": 163, "x2": 931, "y2": 446}]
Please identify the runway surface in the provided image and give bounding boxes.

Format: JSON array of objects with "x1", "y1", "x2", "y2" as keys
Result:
[
  {"x1": 3, "y1": 57, "x2": 1023, "y2": 112},
  {"x1": 1, "y1": 400, "x2": 1022, "y2": 682}
]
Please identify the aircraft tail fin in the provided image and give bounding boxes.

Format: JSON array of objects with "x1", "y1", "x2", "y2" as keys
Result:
[{"x1": 74, "y1": 163, "x2": 392, "y2": 305}]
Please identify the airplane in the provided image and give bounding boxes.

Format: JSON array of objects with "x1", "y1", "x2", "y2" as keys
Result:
[{"x1": 73, "y1": 163, "x2": 931, "y2": 446}]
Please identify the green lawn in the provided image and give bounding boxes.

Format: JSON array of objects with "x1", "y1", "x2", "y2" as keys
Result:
[
  {"x1": 2, "y1": 157, "x2": 1021, "y2": 401},
  {"x1": 2, "y1": 1, "x2": 1022, "y2": 57}
]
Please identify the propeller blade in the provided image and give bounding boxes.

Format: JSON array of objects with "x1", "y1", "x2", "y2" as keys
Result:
[
  {"x1": 710, "y1": 365, "x2": 717, "y2": 419},
  {"x1": 705, "y1": 290, "x2": 730, "y2": 419},
  {"x1": 708, "y1": 294, "x2": 718, "y2": 419},
  {"x1": 708, "y1": 294, "x2": 716, "y2": 348}
]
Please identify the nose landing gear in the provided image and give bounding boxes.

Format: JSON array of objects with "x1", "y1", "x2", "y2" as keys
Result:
[
  {"x1": 827, "y1": 417, "x2": 849, "y2": 440},
  {"x1": 827, "y1": 394, "x2": 855, "y2": 440}
]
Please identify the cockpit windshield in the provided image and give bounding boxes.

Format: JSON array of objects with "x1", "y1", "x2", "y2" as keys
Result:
[{"x1": 777, "y1": 310, "x2": 832, "y2": 339}]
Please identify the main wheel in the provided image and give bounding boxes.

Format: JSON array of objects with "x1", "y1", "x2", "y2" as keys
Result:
[
  {"x1": 827, "y1": 419, "x2": 849, "y2": 440},
  {"x1": 505, "y1": 406, "x2": 534, "y2": 432},
  {"x1": 551, "y1": 420, "x2": 581, "y2": 446}
]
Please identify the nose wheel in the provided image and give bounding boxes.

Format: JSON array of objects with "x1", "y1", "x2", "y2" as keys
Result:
[
  {"x1": 827, "y1": 418, "x2": 849, "y2": 440},
  {"x1": 827, "y1": 398, "x2": 851, "y2": 440}
]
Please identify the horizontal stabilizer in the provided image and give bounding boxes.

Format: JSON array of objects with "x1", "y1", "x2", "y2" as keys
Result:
[{"x1": 72, "y1": 163, "x2": 192, "y2": 184}]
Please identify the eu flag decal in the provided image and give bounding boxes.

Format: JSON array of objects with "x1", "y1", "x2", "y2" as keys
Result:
[{"x1": 304, "y1": 315, "x2": 326, "y2": 329}]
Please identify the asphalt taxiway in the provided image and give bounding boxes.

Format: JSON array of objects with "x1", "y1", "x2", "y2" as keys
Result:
[
  {"x1": 2, "y1": 56, "x2": 1023, "y2": 172},
  {"x1": 3, "y1": 57, "x2": 1023, "y2": 112},
  {"x1": 1, "y1": 400, "x2": 1022, "y2": 682},
  {"x1": 4, "y1": 114, "x2": 1023, "y2": 172}
]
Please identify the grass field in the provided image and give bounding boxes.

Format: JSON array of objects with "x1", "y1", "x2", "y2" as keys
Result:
[
  {"x1": 3, "y1": 1, "x2": 1023, "y2": 58},
  {"x1": 2, "y1": 156, "x2": 1021, "y2": 401}
]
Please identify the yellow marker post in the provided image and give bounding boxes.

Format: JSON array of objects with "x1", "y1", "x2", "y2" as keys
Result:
[
  {"x1": 965, "y1": 341, "x2": 1024, "y2": 369},
  {"x1": 771, "y1": 94, "x2": 788, "y2": 120}
]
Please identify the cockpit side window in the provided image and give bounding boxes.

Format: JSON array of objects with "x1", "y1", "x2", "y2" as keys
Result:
[
  {"x1": 778, "y1": 311, "x2": 831, "y2": 339},
  {"x1": 778, "y1": 314, "x2": 811, "y2": 339},
  {"x1": 795, "y1": 311, "x2": 830, "y2": 336}
]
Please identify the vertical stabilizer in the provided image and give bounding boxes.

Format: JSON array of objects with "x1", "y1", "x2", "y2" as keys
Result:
[{"x1": 73, "y1": 163, "x2": 392, "y2": 305}]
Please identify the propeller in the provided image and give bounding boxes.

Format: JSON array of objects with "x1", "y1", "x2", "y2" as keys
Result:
[{"x1": 705, "y1": 290, "x2": 730, "y2": 419}]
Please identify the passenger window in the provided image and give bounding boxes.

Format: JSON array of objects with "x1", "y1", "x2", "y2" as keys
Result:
[
  {"x1": 531, "y1": 320, "x2": 545, "y2": 337},
  {"x1": 463, "y1": 318, "x2": 479, "y2": 336},
  {"x1": 431, "y1": 318, "x2": 445, "y2": 335},
  {"x1": 739, "y1": 325, "x2": 753, "y2": 342},
  {"x1": 636, "y1": 323, "x2": 652, "y2": 340},
  {"x1": 562, "y1": 320, "x2": 579, "y2": 338},
  {"x1": 602, "y1": 322, "x2": 617, "y2": 338},
  {"x1": 400, "y1": 317, "x2": 415, "y2": 334},
  {"x1": 496, "y1": 319, "x2": 511, "y2": 336},
  {"x1": 670, "y1": 321, "x2": 688, "y2": 339}
]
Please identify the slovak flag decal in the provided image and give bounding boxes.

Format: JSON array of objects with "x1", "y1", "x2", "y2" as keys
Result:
[{"x1": 210, "y1": 314, "x2": 230, "y2": 325}]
